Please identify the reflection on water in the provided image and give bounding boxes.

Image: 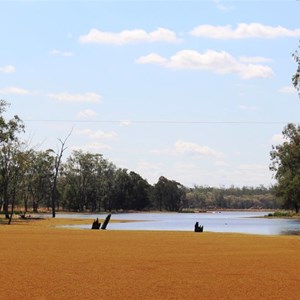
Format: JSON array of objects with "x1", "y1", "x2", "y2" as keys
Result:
[{"x1": 54, "y1": 211, "x2": 300, "y2": 236}]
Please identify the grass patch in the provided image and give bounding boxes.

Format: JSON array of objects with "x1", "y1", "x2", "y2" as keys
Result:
[{"x1": 266, "y1": 210, "x2": 298, "y2": 218}]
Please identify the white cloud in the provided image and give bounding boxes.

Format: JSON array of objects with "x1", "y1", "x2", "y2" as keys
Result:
[
  {"x1": 271, "y1": 134, "x2": 285, "y2": 144},
  {"x1": 75, "y1": 128, "x2": 117, "y2": 140},
  {"x1": 218, "y1": 163, "x2": 272, "y2": 187},
  {"x1": 120, "y1": 120, "x2": 132, "y2": 127},
  {"x1": 0, "y1": 86, "x2": 31, "y2": 95},
  {"x1": 136, "y1": 53, "x2": 167, "y2": 65},
  {"x1": 0, "y1": 65, "x2": 16, "y2": 73},
  {"x1": 72, "y1": 142, "x2": 112, "y2": 152},
  {"x1": 136, "y1": 49, "x2": 273, "y2": 79},
  {"x1": 79, "y1": 27, "x2": 181, "y2": 45},
  {"x1": 279, "y1": 85, "x2": 297, "y2": 94},
  {"x1": 175, "y1": 140, "x2": 224, "y2": 158},
  {"x1": 190, "y1": 23, "x2": 300, "y2": 39},
  {"x1": 77, "y1": 109, "x2": 97, "y2": 118},
  {"x1": 47, "y1": 92, "x2": 101, "y2": 103},
  {"x1": 212, "y1": 0, "x2": 234, "y2": 11},
  {"x1": 135, "y1": 160, "x2": 164, "y2": 184},
  {"x1": 238, "y1": 56, "x2": 272, "y2": 63},
  {"x1": 152, "y1": 140, "x2": 224, "y2": 158},
  {"x1": 50, "y1": 49, "x2": 74, "y2": 57}
]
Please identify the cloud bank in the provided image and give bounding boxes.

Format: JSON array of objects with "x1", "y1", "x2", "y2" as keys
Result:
[
  {"x1": 47, "y1": 92, "x2": 101, "y2": 103},
  {"x1": 0, "y1": 86, "x2": 31, "y2": 95},
  {"x1": 137, "y1": 50, "x2": 273, "y2": 79},
  {"x1": 190, "y1": 23, "x2": 300, "y2": 39},
  {"x1": 0, "y1": 65, "x2": 16, "y2": 73},
  {"x1": 79, "y1": 27, "x2": 181, "y2": 45}
]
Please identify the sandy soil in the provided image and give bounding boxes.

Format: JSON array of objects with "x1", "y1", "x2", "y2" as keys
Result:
[{"x1": 0, "y1": 217, "x2": 300, "y2": 300}]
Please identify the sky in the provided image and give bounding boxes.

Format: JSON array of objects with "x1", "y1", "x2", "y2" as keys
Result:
[{"x1": 1, "y1": 0, "x2": 300, "y2": 188}]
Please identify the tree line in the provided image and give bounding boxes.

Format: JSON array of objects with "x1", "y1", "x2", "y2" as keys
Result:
[{"x1": 0, "y1": 99, "x2": 286, "y2": 222}]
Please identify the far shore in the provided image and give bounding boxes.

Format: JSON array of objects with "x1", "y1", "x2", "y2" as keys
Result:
[{"x1": 1, "y1": 216, "x2": 300, "y2": 299}]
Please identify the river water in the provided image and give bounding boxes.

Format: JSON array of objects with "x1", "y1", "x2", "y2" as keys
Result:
[{"x1": 54, "y1": 211, "x2": 300, "y2": 235}]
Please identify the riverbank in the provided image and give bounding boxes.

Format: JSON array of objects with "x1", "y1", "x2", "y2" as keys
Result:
[{"x1": 1, "y1": 217, "x2": 300, "y2": 299}]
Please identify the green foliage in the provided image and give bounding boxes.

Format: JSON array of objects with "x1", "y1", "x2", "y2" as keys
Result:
[
  {"x1": 153, "y1": 176, "x2": 186, "y2": 211},
  {"x1": 292, "y1": 43, "x2": 300, "y2": 96},
  {"x1": 185, "y1": 185, "x2": 276, "y2": 210},
  {"x1": 270, "y1": 123, "x2": 300, "y2": 213},
  {"x1": 267, "y1": 211, "x2": 294, "y2": 218}
]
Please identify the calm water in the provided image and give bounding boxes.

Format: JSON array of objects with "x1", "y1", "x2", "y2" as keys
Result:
[{"x1": 54, "y1": 211, "x2": 300, "y2": 236}]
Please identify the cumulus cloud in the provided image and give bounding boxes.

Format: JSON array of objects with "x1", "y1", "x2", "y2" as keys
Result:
[
  {"x1": 137, "y1": 53, "x2": 167, "y2": 65},
  {"x1": 50, "y1": 49, "x2": 74, "y2": 57},
  {"x1": 0, "y1": 65, "x2": 16, "y2": 73},
  {"x1": 72, "y1": 142, "x2": 112, "y2": 152},
  {"x1": 279, "y1": 85, "x2": 297, "y2": 94},
  {"x1": 47, "y1": 92, "x2": 101, "y2": 103},
  {"x1": 75, "y1": 128, "x2": 117, "y2": 140},
  {"x1": 136, "y1": 49, "x2": 273, "y2": 79},
  {"x1": 77, "y1": 109, "x2": 97, "y2": 118},
  {"x1": 79, "y1": 27, "x2": 181, "y2": 45},
  {"x1": 0, "y1": 86, "x2": 31, "y2": 95},
  {"x1": 190, "y1": 23, "x2": 300, "y2": 39},
  {"x1": 175, "y1": 140, "x2": 224, "y2": 158}
]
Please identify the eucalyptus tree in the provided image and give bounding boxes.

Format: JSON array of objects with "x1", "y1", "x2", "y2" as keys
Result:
[
  {"x1": 153, "y1": 176, "x2": 186, "y2": 212},
  {"x1": 62, "y1": 150, "x2": 92, "y2": 211},
  {"x1": 111, "y1": 168, "x2": 133, "y2": 210},
  {"x1": 62, "y1": 150, "x2": 115, "y2": 212},
  {"x1": 128, "y1": 171, "x2": 151, "y2": 210},
  {"x1": 270, "y1": 123, "x2": 300, "y2": 212},
  {"x1": 26, "y1": 150, "x2": 54, "y2": 212},
  {"x1": 109, "y1": 170, "x2": 151, "y2": 211},
  {"x1": 0, "y1": 100, "x2": 24, "y2": 144},
  {"x1": 50, "y1": 132, "x2": 71, "y2": 217},
  {"x1": 7, "y1": 146, "x2": 32, "y2": 224},
  {"x1": 0, "y1": 100, "x2": 25, "y2": 218},
  {"x1": 293, "y1": 44, "x2": 300, "y2": 95}
]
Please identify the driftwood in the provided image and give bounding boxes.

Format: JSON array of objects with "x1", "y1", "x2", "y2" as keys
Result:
[
  {"x1": 91, "y1": 218, "x2": 101, "y2": 230},
  {"x1": 101, "y1": 214, "x2": 111, "y2": 230},
  {"x1": 194, "y1": 222, "x2": 204, "y2": 232}
]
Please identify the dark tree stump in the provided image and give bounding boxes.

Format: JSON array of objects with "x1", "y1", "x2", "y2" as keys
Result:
[
  {"x1": 91, "y1": 218, "x2": 101, "y2": 230},
  {"x1": 194, "y1": 222, "x2": 204, "y2": 232},
  {"x1": 101, "y1": 214, "x2": 111, "y2": 230}
]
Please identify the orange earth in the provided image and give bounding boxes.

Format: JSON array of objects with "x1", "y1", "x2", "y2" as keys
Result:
[{"x1": 0, "y1": 216, "x2": 300, "y2": 300}]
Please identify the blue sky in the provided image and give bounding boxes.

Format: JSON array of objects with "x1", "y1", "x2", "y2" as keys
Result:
[{"x1": 1, "y1": 0, "x2": 300, "y2": 187}]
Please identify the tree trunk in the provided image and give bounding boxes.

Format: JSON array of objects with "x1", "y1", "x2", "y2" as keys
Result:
[
  {"x1": 4, "y1": 188, "x2": 9, "y2": 219},
  {"x1": 8, "y1": 189, "x2": 16, "y2": 225}
]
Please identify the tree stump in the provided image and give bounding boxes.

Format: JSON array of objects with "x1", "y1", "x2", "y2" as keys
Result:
[{"x1": 91, "y1": 218, "x2": 101, "y2": 230}]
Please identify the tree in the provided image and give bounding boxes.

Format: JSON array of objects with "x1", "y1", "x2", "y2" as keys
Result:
[
  {"x1": 26, "y1": 150, "x2": 54, "y2": 212},
  {"x1": 270, "y1": 123, "x2": 300, "y2": 212},
  {"x1": 0, "y1": 100, "x2": 25, "y2": 218},
  {"x1": 8, "y1": 145, "x2": 31, "y2": 224},
  {"x1": 128, "y1": 171, "x2": 150, "y2": 210},
  {"x1": 62, "y1": 150, "x2": 116, "y2": 212},
  {"x1": 292, "y1": 43, "x2": 300, "y2": 95},
  {"x1": 153, "y1": 176, "x2": 185, "y2": 211},
  {"x1": 50, "y1": 132, "x2": 71, "y2": 218}
]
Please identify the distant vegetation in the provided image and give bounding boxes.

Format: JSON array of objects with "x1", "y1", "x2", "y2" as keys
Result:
[{"x1": 0, "y1": 100, "x2": 283, "y2": 222}]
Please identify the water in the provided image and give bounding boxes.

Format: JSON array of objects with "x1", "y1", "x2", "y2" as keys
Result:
[{"x1": 53, "y1": 211, "x2": 300, "y2": 236}]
